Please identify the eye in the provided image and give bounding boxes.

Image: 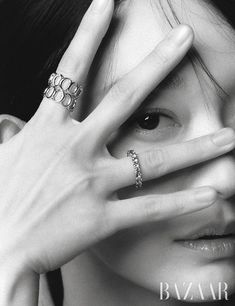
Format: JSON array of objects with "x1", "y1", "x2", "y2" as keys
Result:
[
  {"x1": 135, "y1": 108, "x2": 178, "y2": 131},
  {"x1": 121, "y1": 107, "x2": 181, "y2": 144},
  {"x1": 136, "y1": 111, "x2": 160, "y2": 130}
]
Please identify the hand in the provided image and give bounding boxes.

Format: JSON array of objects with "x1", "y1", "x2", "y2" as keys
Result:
[{"x1": 1, "y1": 0, "x2": 235, "y2": 276}]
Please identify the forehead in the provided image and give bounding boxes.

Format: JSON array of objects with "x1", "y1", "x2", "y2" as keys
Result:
[{"x1": 90, "y1": 0, "x2": 235, "y2": 98}]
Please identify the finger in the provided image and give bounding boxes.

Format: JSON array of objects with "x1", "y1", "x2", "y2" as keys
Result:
[
  {"x1": 57, "y1": 0, "x2": 114, "y2": 81},
  {"x1": 109, "y1": 128, "x2": 235, "y2": 191},
  {"x1": 39, "y1": 0, "x2": 114, "y2": 121},
  {"x1": 107, "y1": 187, "x2": 217, "y2": 231},
  {"x1": 85, "y1": 24, "x2": 194, "y2": 144}
]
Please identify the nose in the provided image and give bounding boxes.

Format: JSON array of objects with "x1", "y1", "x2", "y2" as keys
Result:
[
  {"x1": 184, "y1": 114, "x2": 235, "y2": 200},
  {"x1": 186, "y1": 155, "x2": 235, "y2": 200}
]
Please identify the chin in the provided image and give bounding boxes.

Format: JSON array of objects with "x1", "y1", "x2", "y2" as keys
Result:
[
  {"x1": 92, "y1": 226, "x2": 235, "y2": 303},
  {"x1": 97, "y1": 252, "x2": 235, "y2": 303}
]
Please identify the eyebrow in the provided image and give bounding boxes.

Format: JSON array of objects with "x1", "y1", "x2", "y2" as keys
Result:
[{"x1": 159, "y1": 71, "x2": 185, "y2": 90}]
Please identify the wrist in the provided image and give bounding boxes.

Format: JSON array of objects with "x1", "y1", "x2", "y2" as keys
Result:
[{"x1": 0, "y1": 253, "x2": 39, "y2": 306}]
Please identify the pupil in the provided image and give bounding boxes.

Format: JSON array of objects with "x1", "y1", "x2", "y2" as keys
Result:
[{"x1": 137, "y1": 112, "x2": 160, "y2": 130}]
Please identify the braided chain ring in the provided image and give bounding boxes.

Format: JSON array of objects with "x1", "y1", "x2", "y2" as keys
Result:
[{"x1": 127, "y1": 150, "x2": 143, "y2": 189}]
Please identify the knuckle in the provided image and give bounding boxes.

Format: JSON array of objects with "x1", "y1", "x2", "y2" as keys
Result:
[
  {"x1": 144, "y1": 197, "x2": 161, "y2": 220},
  {"x1": 174, "y1": 196, "x2": 186, "y2": 215},
  {"x1": 57, "y1": 56, "x2": 76, "y2": 77},
  {"x1": 110, "y1": 80, "x2": 134, "y2": 102},
  {"x1": 153, "y1": 47, "x2": 170, "y2": 64},
  {"x1": 193, "y1": 137, "x2": 211, "y2": 158},
  {"x1": 103, "y1": 205, "x2": 119, "y2": 234},
  {"x1": 153, "y1": 41, "x2": 175, "y2": 64},
  {"x1": 94, "y1": 209, "x2": 113, "y2": 240},
  {"x1": 79, "y1": 14, "x2": 96, "y2": 34},
  {"x1": 58, "y1": 49, "x2": 86, "y2": 77},
  {"x1": 143, "y1": 149, "x2": 167, "y2": 175},
  {"x1": 31, "y1": 101, "x2": 64, "y2": 130},
  {"x1": 196, "y1": 137, "x2": 205, "y2": 150}
]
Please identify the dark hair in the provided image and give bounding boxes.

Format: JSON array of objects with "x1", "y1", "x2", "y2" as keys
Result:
[
  {"x1": 1, "y1": 1, "x2": 235, "y2": 305},
  {"x1": 0, "y1": 0, "x2": 120, "y2": 120},
  {"x1": 0, "y1": 0, "x2": 235, "y2": 121}
]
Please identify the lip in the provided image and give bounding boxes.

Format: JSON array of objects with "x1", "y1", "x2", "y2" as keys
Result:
[
  {"x1": 176, "y1": 235, "x2": 235, "y2": 259},
  {"x1": 175, "y1": 222, "x2": 235, "y2": 260}
]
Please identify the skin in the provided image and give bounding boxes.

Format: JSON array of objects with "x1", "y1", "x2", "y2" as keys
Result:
[
  {"x1": 60, "y1": 0, "x2": 235, "y2": 305},
  {"x1": 1, "y1": 0, "x2": 235, "y2": 305}
]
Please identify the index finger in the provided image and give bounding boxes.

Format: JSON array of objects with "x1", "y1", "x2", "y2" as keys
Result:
[
  {"x1": 85, "y1": 25, "x2": 194, "y2": 143},
  {"x1": 39, "y1": 0, "x2": 114, "y2": 121}
]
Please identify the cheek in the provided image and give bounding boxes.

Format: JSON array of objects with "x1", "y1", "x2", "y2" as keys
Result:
[
  {"x1": 91, "y1": 167, "x2": 192, "y2": 291},
  {"x1": 91, "y1": 222, "x2": 173, "y2": 292}
]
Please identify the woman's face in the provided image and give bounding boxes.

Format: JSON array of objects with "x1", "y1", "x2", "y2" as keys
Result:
[{"x1": 82, "y1": 0, "x2": 235, "y2": 301}]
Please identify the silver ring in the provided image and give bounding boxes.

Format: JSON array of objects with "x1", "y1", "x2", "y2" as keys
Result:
[
  {"x1": 127, "y1": 150, "x2": 143, "y2": 189},
  {"x1": 43, "y1": 73, "x2": 83, "y2": 112}
]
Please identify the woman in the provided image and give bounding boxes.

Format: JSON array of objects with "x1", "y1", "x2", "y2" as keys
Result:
[{"x1": 1, "y1": 0, "x2": 235, "y2": 305}]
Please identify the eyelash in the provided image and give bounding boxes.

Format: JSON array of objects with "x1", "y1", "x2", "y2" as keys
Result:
[
  {"x1": 130, "y1": 108, "x2": 180, "y2": 130},
  {"x1": 119, "y1": 107, "x2": 183, "y2": 144}
]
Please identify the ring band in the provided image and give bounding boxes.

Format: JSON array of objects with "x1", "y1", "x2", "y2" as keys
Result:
[
  {"x1": 43, "y1": 73, "x2": 83, "y2": 112},
  {"x1": 127, "y1": 150, "x2": 143, "y2": 189}
]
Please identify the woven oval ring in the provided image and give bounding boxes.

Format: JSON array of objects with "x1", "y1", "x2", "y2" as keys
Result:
[
  {"x1": 127, "y1": 150, "x2": 143, "y2": 189},
  {"x1": 43, "y1": 73, "x2": 83, "y2": 112}
]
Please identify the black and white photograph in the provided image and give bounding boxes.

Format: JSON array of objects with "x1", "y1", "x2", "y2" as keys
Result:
[{"x1": 1, "y1": 0, "x2": 235, "y2": 305}]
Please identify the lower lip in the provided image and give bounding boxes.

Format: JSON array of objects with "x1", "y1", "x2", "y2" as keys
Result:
[{"x1": 176, "y1": 236, "x2": 235, "y2": 260}]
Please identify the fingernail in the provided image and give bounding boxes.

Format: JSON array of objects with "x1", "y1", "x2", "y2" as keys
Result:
[
  {"x1": 91, "y1": 0, "x2": 108, "y2": 11},
  {"x1": 212, "y1": 128, "x2": 235, "y2": 147},
  {"x1": 170, "y1": 25, "x2": 193, "y2": 47},
  {"x1": 196, "y1": 188, "x2": 217, "y2": 205}
]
